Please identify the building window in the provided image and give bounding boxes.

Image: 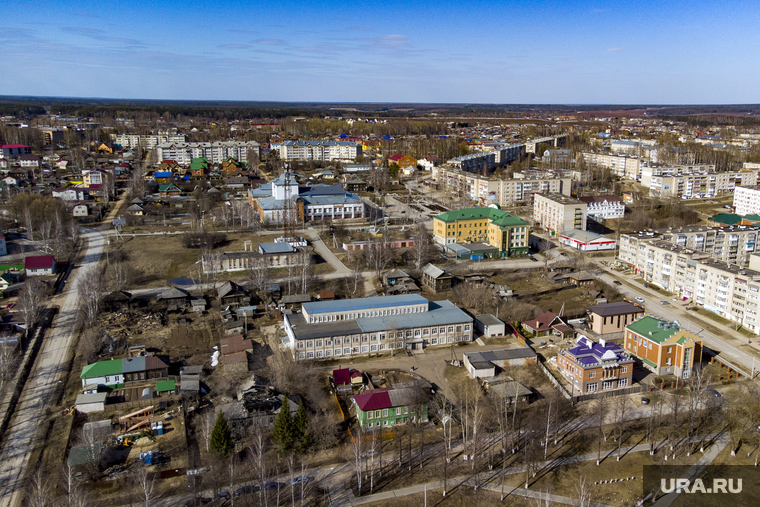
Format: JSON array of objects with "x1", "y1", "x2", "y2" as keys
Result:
[
  {"x1": 396, "y1": 408, "x2": 402, "y2": 415},
  {"x1": 589, "y1": 371, "x2": 595, "y2": 378},
  {"x1": 335, "y1": 338, "x2": 341, "y2": 345},
  {"x1": 423, "y1": 329, "x2": 429, "y2": 336},
  {"x1": 448, "y1": 327, "x2": 454, "y2": 333},
  {"x1": 431, "y1": 338, "x2": 438, "y2": 345},
  {"x1": 306, "y1": 352, "x2": 313, "y2": 359},
  {"x1": 368, "y1": 411, "x2": 373, "y2": 419},
  {"x1": 383, "y1": 409, "x2": 388, "y2": 417},
  {"x1": 587, "y1": 383, "x2": 597, "y2": 393},
  {"x1": 618, "y1": 378, "x2": 628, "y2": 387},
  {"x1": 621, "y1": 366, "x2": 627, "y2": 373},
  {"x1": 431, "y1": 328, "x2": 437, "y2": 335},
  {"x1": 440, "y1": 327, "x2": 446, "y2": 334},
  {"x1": 352, "y1": 347, "x2": 359, "y2": 354},
  {"x1": 316, "y1": 351, "x2": 323, "y2": 358},
  {"x1": 307, "y1": 341, "x2": 313, "y2": 348},
  {"x1": 316, "y1": 340, "x2": 322, "y2": 347},
  {"x1": 375, "y1": 410, "x2": 381, "y2": 418},
  {"x1": 371, "y1": 345, "x2": 377, "y2": 351},
  {"x1": 383, "y1": 420, "x2": 389, "y2": 426},
  {"x1": 603, "y1": 381, "x2": 613, "y2": 390}
]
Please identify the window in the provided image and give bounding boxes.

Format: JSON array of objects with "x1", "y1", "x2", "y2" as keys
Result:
[
  {"x1": 414, "y1": 330, "x2": 421, "y2": 337},
  {"x1": 362, "y1": 346, "x2": 368, "y2": 352},
  {"x1": 352, "y1": 347, "x2": 359, "y2": 354},
  {"x1": 618, "y1": 378, "x2": 628, "y2": 387},
  {"x1": 368, "y1": 411, "x2": 374, "y2": 419},
  {"x1": 431, "y1": 338, "x2": 438, "y2": 345},
  {"x1": 464, "y1": 325, "x2": 470, "y2": 331},
  {"x1": 587, "y1": 383, "x2": 597, "y2": 393},
  {"x1": 404, "y1": 407, "x2": 409, "y2": 414},
  {"x1": 316, "y1": 340, "x2": 322, "y2": 347},
  {"x1": 621, "y1": 366, "x2": 627, "y2": 373},
  {"x1": 383, "y1": 420, "x2": 389, "y2": 426},
  {"x1": 423, "y1": 329, "x2": 429, "y2": 336},
  {"x1": 602, "y1": 381, "x2": 613, "y2": 390},
  {"x1": 448, "y1": 327, "x2": 454, "y2": 333},
  {"x1": 431, "y1": 328, "x2": 437, "y2": 335},
  {"x1": 649, "y1": 343, "x2": 652, "y2": 350},
  {"x1": 326, "y1": 350, "x2": 332, "y2": 357},
  {"x1": 440, "y1": 327, "x2": 446, "y2": 334},
  {"x1": 396, "y1": 408, "x2": 402, "y2": 415},
  {"x1": 306, "y1": 341, "x2": 313, "y2": 348},
  {"x1": 316, "y1": 351, "x2": 323, "y2": 358},
  {"x1": 306, "y1": 352, "x2": 313, "y2": 359},
  {"x1": 335, "y1": 338, "x2": 341, "y2": 345},
  {"x1": 383, "y1": 409, "x2": 388, "y2": 417},
  {"x1": 589, "y1": 371, "x2": 595, "y2": 378},
  {"x1": 371, "y1": 345, "x2": 377, "y2": 351},
  {"x1": 375, "y1": 410, "x2": 381, "y2": 418},
  {"x1": 380, "y1": 345, "x2": 385, "y2": 351}
]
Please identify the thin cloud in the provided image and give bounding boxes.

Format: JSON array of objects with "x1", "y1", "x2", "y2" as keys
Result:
[
  {"x1": 254, "y1": 38, "x2": 286, "y2": 46},
  {"x1": 62, "y1": 27, "x2": 144, "y2": 46},
  {"x1": 218, "y1": 44, "x2": 252, "y2": 49},
  {"x1": 606, "y1": 47, "x2": 621, "y2": 52}
]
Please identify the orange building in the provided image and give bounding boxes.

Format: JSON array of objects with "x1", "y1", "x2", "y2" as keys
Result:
[{"x1": 624, "y1": 316, "x2": 702, "y2": 379}]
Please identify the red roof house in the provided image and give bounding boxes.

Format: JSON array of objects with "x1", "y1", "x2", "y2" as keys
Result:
[
  {"x1": 24, "y1": 255, "x2": 56, "y2": 276},
  {"x1": 333, "y1": 368, "x2": 351, "y2": 386},
  {"x1": 522, "y1": 311, "x2": 566, "y2": 338}
]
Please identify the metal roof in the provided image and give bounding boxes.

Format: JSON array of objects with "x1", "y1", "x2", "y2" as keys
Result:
[
  {"x1": 75, "y1": 393, "x2": 107, "y2": 405},
  {"x1": 258, "y1": 242, "x2": 295, "y2": 254},
  {"x1": 476, "y1": 314, "x2": 504, "y2": 327},
  {"x1": 302, "y1": 294, "x2": 427, "y2": 315}
]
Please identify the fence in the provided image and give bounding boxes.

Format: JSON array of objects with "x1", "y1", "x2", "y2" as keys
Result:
[
  {"x1": 537, "y1": 360, "x2": 571, "y2": 400},
  {"x1": 705, "y1": 351, "x2": 751, "y2": 379},
  {"x1": 572, "y1": 384, "x2": 648, "y2": 403}
]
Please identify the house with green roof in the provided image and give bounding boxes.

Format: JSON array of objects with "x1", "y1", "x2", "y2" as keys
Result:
[
  {"x1": 158, "y1": 183, "x2": 181, "y2": 198},
  {"x1": 433, "y1": 207, "x2": 529, "y2": 257},
  {"x1": 624, "y1": 316, "x2": 702, "y2": 378},
  {"x1": 191, "y1": 157, "x2": 209, "y2": 177},
  {"x1": 80, "y1": 359, "x2": 123, "y2": 390}
]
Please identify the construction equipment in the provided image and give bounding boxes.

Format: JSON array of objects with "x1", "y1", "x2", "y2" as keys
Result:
[{"x1": 62, "y1": 406, "x2": 76, "y2": 416}]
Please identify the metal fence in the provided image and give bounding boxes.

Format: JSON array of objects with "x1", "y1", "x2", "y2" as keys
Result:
[{"x1": 572, "y1": 384, "x2": 648, "y2": 403}]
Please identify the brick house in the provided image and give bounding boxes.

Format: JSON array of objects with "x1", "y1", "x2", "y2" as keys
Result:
[
  {"x1": 556, "y1": 336, "x2": 635, "y2": 394},
  {"x1": 624, "y1": 316, "x2": 702, "y2": 378},
  {"x1": 586, "y1": 301, "x2": 644, "y2": 335},
  {"x1": 25, "y1": 255, "x2": 56, "y2": 276}
]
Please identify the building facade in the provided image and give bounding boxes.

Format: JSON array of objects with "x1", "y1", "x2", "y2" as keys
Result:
[
  {"x1": 578, "y1": 196, "x2": 625, "y2": 220},
  {"x1": 351, "y1": 387, "x2": 428, "y2": 430},
  {"x1": 116, "y1": 134, "x2": 186, "y2": 149},
  {"x1": 641, "y1": 166, "x2": 758, "y2": 198},
  {"x1": 581, "y1": 152, "x2": 643, "y2": 181},
  {"x1": 156, "y1": 141, "x2": 260, "y2": 165},
  {"x1": 277, "y1": 141, "x2": 361, "y2": 161},
  {"x1": 431, "y1": 165, "x2": 571, "y2": 207},
  {"x1": 624, "y1": 316, "x2": 702, "y2": 378},
  {"x1": 533, "y1": 193, "x2": 587, "y2": 235},
  {"x1": 734, "y1": 186, "x2": 760, "y2": 216},
  {"x1": 283, "y1": 294, "x2": 473, "y2": 360},
  {"x1": 556, "y1": 336, "x2": 635, "y2": 393},
  {"x1": 432, "y1": 207, "x2": 529, "y2": 256}
]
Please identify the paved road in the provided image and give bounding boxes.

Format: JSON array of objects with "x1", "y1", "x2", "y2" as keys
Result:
[
  {"x1": 595, "y1": 265, "x2": 760, "y2": 375},
  {"x1": 0, "y1": 228, "x2": 105, "y2": 507}
]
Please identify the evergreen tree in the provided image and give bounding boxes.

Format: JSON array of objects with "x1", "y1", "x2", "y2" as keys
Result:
[
  {"x1": 272, "y1": 395, "x2": 294, "y2": 451},
  {"x1": 209, "y1": 411, "x2": 233, "y2": 457},
  {"x1": 293, "y1": 399, "x2": 311, "y2": 453}
]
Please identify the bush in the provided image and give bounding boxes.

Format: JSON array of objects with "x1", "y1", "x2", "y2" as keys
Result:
[{"x1": 181, "y1": 232, "x2": 227, "y2": 249}]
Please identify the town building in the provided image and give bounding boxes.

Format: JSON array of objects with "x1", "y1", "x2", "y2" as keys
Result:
[
  {"x1": 448, "y1": 152, "x2": 496, "y2": 174},
  {"x1": 432, "y1": 207, "x2": 529, "y2": 257},
  {"x1": 421, "y1": 263, "x2": 453, "y2": 292},
  {"x1": 431, "y1": 165, "x2": 571, "y2": 207},
  {"x1": 581, "y1": 152, "x2": 643, "y2": 181},
  {"x1": 624, "y1": 316, "x2": 702, "y2": 378},
  {"x1": 80, "y1": 356, "x2": 169, "y2": 390},
  {"x1": 618, "y1": 225, "x2": 760, "y2": 268},
  {"x1": 522, "y1": 310, "x2": 569, "y2": 338},
  {"x1": 0, "y1": 145, "x2": 31, "y2": 159},
  {"x1": 351, "y1": 387, "x2": 428, "y2": 430},
  {"x1": 282, "y1": 294, "x2": 473, "y2": 360},
  {"x1": 25, "y1": 255, "x2": 56, "y2": 276},
  {"x1": 533, "y1": 193, "x2": 587, "y2": 235},
  {"x1": 276, "y1": 141, "x2": 361, "y2": 162},
  {"x1": 556, "y1": 336, "x2": 635, "y2": 393},
  {"x1": 585, "y1": 301, "x2": 644, "y2": 335},
  {"x1": 115, "y1": 134, "x2": 186, "y2": 149},
  {"x1": 247, "y1": 173, "x2": 365, "y2": 224},
  {"x1": 641, "y1": 166, "x2": 758, "y2": 198},
  {"x1": 733, "y1": 186, "x2": 760, "y2": 216},
  {"x1": 474, "y1": 314, "x2": 506, "y2": 337},
  {"x1": 557, "y1": 229, "x2": 616, "y2": 251},
  {"x1": 578, "y1": 195, "x2": 625, "y2": 220},
  {"x1": 156, "y1": 141, "x2": 260, "y2": 165},
  {"x1": 463, "y1": 348, "x2": 537, "y2": 378}
]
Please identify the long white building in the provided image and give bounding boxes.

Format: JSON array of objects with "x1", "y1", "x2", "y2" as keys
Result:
[
  {"x1": 734, "y1": 186, "x2": 760, "y2": 216},
  {"x1": 156, "y1": 141, "x2": 260, "y2": 165},
  {"x1": 116, "y1": 134, "x2": 186, "y2": 149},
  {"x1": 277, "y1": 141, "x2": 361, "y2": 162}
]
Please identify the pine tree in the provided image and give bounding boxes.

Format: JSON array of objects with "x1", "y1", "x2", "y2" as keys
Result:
[
  {"x1": 272, "y1": 395, "x2": 294, "y2": 451},
  {"x1": 209, "y1": 411, "x2": 233, "y2": 457},
  {"x1": 293, "y1": 399, "x2": 311, "y2": 453}
]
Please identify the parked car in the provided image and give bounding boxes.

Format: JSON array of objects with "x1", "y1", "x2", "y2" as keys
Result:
[
  {"x1": 613, "y1": 280, "x2": 622, "y2": 285},
  {"x1": 660, "y1": 300, "x2": 669, "y2": 305},
  {"x1": 641, "y1": 397, "x2": 650, "y2": 405},
  {"x1": 707, "y1": 389, "x2": 722, "y2": 397},
  {"x1": 635, "y1": 297, "x2": 645, "y2": 304},
  {"x1": 529, "y1": 256, "x2": 538, "y2": 262},
  {"x1": 218, "y1": 492, "x2": 231, "y2": 500},
  {"x1": 290, "y1": 476, "x2": 309, "y2": 486},
  {"x1": 265, "y1": 482, "x2": 283, "y2": 490}
]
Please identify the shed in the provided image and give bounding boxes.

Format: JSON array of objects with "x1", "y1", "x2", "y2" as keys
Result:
[
  {"x1": 333, "y1": 368, "x2": 352, "y2": 386},
  {"x1": 68, "y1": 444, "x2": 103, "y2": 467},
  {"x1": 156, "y1": 380, "x2": 176, "y2": 396},
  {"x1": 75, "y1": 392, "x2": 107, "y2": 413},
  {"x1": 318, "y1": 290, "x2": 335, "y2": 301},
  {"x1": 191, "y1": 299, "x2": 206, "y2": 313},
  {"x1": 222, "y1": 351, "x2": 249, "y2": 373},
  {"x1": 475, "y1": 314, "x2": 506, "y2": 337}
]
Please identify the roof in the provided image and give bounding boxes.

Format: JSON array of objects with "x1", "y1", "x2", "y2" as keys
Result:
[
  {"x1": 80, "y1": 359, "x2": 122, "y2": 378},
  {"x1": 578, "y1": 195, "x2": 623, "y2": 204},
  {"x1": 626, "y1": 316, "x2": 686, "y2": 344},
  {"x1": 156, "y1": 380, "x2": 176, "y2": 392},
  {"x1": 122, "y1": 356, "x2": 168, "y2": 373},
  {"x1": 24, "y1": 255, "x2": 55, "y2": 270},
  {"x1": 68, "y1": 444, "x2": 103, "y2": 467},
  {"x1": 465, "y1": 348, "x2": 537, "y2": 365},
  {"x1": 259, "y1": 242, "x2": 295, "y2": 254},
  {"x1": 476, "y1": 314, "x2": 504, "y2": 327},
  {"x1": 586, "y1": 301, "x2": 643, "y2": 317},
  {"x1": 75, "y1": 392, "x2": 107, "y2": 405},
  {"x1": 422, "y1": 263, "x2": 446, "y2": 279},
  {"x1": 180, "y1": 380, "x2": 200, "y2": 392},
  {"x1": 282, "y1": 294, "x2": 311, "y2": 304},
  {"x1": 302, "y1": 294, "x2": 427, "y2": 315},
  {"x1": 523, "y1": 311, "x2": 563, "y2": 331},
  {"x1": 352, "y1": 386, "x2": 425, "y2": 411},
  {"x1": 490, "y1": 381, "x2": 532, "y2": 399},
  {"x1": 220, "y1": 334, "x2": 253, "y2": 355},
  {"x1": 333, "y1": 368, "x2": 352, "y2": 385},
  {"x1": 0, "y1": 144, "x2": 29, "y2": 149},
  {"x1": 564, "y1": 336, "x2": 633, "y2": 367},
  {"x1": 222, "y1": 351, "x2": 248, "y2": 365},
  {"x1": 709, "y1": 213, "x2": 743, "y2": 225},
  {"x1": 154, "y1": 171, "x2": 173, "y2": 177},
  {"x1": 159, "y1": 287, "x2": 190, "y2": 300},
  {"x1": 434, "y1": 207, "x2": 527, "y2": 228},
  {"x1": 385, "y1": 269, "x2": 410, "y2": 279},
  {"x1": 559, "y1": 229, "x2": 613, "y2": 243}
]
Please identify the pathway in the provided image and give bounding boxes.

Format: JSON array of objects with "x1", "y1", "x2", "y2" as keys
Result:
[{"x1": 0, "y1": 229, "x2": 105, "y2": 507}]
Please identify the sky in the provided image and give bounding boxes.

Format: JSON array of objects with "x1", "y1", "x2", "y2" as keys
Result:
[{"x1": 1, "y1": 0, "x2": 759, "y2": 104}]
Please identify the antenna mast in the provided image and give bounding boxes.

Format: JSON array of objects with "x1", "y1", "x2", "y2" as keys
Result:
[{"x1": 284, "y1": 167, "x2": 296, "y2": 242}]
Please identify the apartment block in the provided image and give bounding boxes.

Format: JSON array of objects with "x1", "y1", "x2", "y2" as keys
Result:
[
  {"x1": 618, "y1": 238, "x2": 760, "y2": 332},
  {"x1": 116, "y1": 134, "x2": 186, "y2": 149},
  {"x1": 448, "y1": 152, "x2": 497, "y2": 174},
  {"x1": 431, "y1": 165, "x2": 571, "y2": 207},
  {"x1": 524, "y1": 135, "x2": 567, "y2": 153},
  {"x1": 432, "y1": 207, "x2": 529, "y2": 256},
  {"x1": 734, "y1": 186, "x2": 760, "y2": 216},
  {"x1": 283, "y1": 294, "x2": 473, "y2": 360},
  {"x1": 277, "y1": 141, "x2": 361, "y2": 161},
  {"x1": 156, "y1": 141, "x2": 260, "y2": 165},
  {"x1": 618, "y1": 225, "x2": 760, "y2": 267},
  {"x1": 641, "y1": 166, "x2": 758, "y2": 198},
  {"x1": 582, "y1": 152, "x2": 643, "y2": 180},
  {"x1": 624, "y1": 317, "x2": 702, "y2": 378},
  {"x1": 533, "y1": 193, "x2": 587, "y2": 234},
  {"x1": 578, "y1": 195, "x2": 625, "y2": 220}
]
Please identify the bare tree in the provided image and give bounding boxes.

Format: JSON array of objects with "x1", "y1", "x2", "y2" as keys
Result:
[
  {"x1": 60, "y1": 462, "x2": 88, "y2": 507},
  {"x1": 593, "y1": 395, "x2": 610, "y2": 465},
  {"x1": 19, "y1": 277, "x2": 47, "y2": 339},
  {"x1": 576, "y1": 475, "x2": 595, "y2": 507},
  {"x1": 199, "y1": 411, "x2": 214, "y2": 453},
  {"x1": 412, "y1": 224, "x2": 431, "y2": 271},
  {"x1": 247, "y1": 426, "x2": 269, "y2": 507},
  {"x1": 78, "y1": 274, "x2": 106, "y2": 327},
  {"x1": 247, "y1": 255, "x2": 273, "y2": 300},
  {"x1": 26, "y1": 468, "x2": 52, "y2": 507},
  {"x1": 0, "y1": 344, "x2": 19, "y2": 396},
  {"x1": 364, "y1": 236, "x2": 392, "y2": 280},
  {"x1": 344, "y1": 257, "x2": 363, "y2": 297},
  {"x1": 345, "y1": 430, "x2": 365, "y2": 496},
  {"x1": 107, "y1": 260, "x2": 133, "y2": 292},
  {"x1": 132, "y1": 461, "x2": 160, "y2": 507},
  {"x1": 613, "y1": 396, "x2": 629, "y2": 461}
]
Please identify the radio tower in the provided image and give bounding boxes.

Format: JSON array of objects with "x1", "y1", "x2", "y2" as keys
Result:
[{"x1": 283, "y1": 168, "x2": 296, "y2": 244}]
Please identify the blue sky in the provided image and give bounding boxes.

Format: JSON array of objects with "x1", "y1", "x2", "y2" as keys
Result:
[{"x1": 1, "y1": 0, "x2": 758, "y2": 104}]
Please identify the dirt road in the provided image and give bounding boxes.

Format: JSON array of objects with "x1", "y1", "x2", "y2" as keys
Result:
[{"x1": 0, "y1": 228, "x2": 105, "y2": 507}]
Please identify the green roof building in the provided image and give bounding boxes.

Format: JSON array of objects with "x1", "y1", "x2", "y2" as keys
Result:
[
  {"x1": 624, "y1": 316, "x2": 703, "y2": 378},
  {"x1": 433, "y1": 207, "x2": 529, "y2": 257}
]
